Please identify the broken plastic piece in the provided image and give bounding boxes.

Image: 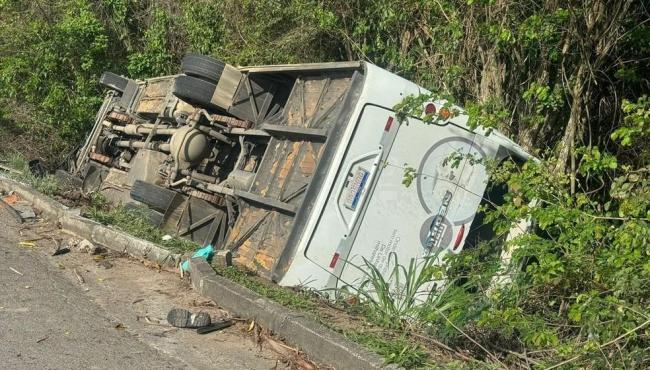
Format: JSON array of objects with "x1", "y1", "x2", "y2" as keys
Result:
[
  {"x1": 52, "y1": 247, "x2": 70, "y2": 256},
  {"x1": 2, "y1": 193, "x2": 21, "y2": 205}
]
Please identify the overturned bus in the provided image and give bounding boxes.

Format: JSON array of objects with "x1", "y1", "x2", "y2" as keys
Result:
[{"x1": 69, "y1": 54, "x2": 531, "y2": 293}]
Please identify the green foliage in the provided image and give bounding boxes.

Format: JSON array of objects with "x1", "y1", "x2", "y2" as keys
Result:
[
  {"x1": 126, "y1": 6, "x2": 173, "y2": 78},
  {"x1": 1, "y1": 152, "x2": 61, "y2": 195},
  {"x1": 215, "y1": 265, "x2": 318, "y2": 312},
  {"x1": 522, "y1": 82, "x2": 564, "y2": 114},
  {"x1": 206, "y1": 0, "x2": 340, "y2": 65},
  {"x1": 477, "y1": 154, "x2": 649, "y2": 368},
  {"x1": 575, "y1": 146, "x2": 617, "y2": 176},
  {"x1": 1, "y1": 0, "x2": 649, "y2": 367},
  {"x1": 0, "y1": 1, "x2": 110, "y2": 143},
  {"x1": 402, "y1": 166, "x2": 417, "y2": 187},
  {"x1": 179, "y1": 2, "x2": 225, "y2": 56},
  {"x1": 86, "y1": 194, "x2": 197, "y2": 253},
  {"x1": 345, "y1": 330, "x2": 429, "y2": 369},
  {"x1": 612, "y1": 96, "x2": 650, "y2": 150},
  {"x1": 339, "y1": 252, "x2": 440, "y2": 328},
  {"x1": 465, "y1": 97, "x2": 508, "y2": 134}
]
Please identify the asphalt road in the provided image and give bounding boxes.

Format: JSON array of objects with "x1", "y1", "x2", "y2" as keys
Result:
[{"x1": 0, "y1": 201, "x2": 285, "y2": 369}]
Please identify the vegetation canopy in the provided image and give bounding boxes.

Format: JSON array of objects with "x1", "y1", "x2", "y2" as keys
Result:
[{"x1": 0, "y1": 0, "x2": 648, "y2": 368}]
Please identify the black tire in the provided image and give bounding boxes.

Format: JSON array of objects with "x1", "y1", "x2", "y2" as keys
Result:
[
  {"x1": 181, "y1": 53, "x2": 225, "y2": 84},
  {"x1": 172, "y1": 75, "x2": 220, "y2": 111},
  {"x1": 99, "y1": 71, "x2": 129, "y2": 93}
]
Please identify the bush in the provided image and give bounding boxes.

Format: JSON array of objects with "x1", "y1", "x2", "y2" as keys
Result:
[{"x1": 1, "y1": 0, "x2": 648, "y2": 367}]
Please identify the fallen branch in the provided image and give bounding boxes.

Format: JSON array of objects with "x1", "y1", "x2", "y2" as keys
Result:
[
  {"x1": 409, "y1": 332, "x2": 474, "y2": 362},
  {"x1": 436, "y1": 309, "x2": 508, "y2": 369}
]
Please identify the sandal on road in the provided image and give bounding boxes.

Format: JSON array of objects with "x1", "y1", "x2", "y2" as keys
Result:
[{"x1": 166, "y1": 308, "x2": 211, "y2": 328}]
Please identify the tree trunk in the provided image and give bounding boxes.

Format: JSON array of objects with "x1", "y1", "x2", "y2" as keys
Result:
[
  {"x1": 478, "y1": 47, "x2": 505, "y2": 104},
  {"x1": 556, "y1": 63, "x2": 587, "y2": 174}
]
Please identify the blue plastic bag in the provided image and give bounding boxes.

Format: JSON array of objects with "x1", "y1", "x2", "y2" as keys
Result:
[{"x1": 181, "y1": 244, "x2": 214, "y2": 272}]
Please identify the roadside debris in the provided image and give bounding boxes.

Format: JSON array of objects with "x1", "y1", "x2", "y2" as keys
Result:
[
  {"x1": 97, "y1": 260, "x2": 113, "y2": 269},
  {"x1": 135, "y1": 315, "x2": 166, "y2": 326},
  {"x1": 189, "y1": 299, "x2": 217, "y2": 308},
  {"x1": 161, "y1": 234, "x2": 173, "y2": 242},
  {"x1": 2, "y1": 192, "x2": 21, "y2": 205},
  {"x1": 166, "y1": 306, "x2": 233, "y2": 334},
  {"x1": 213, "y1": 250, "x2": 232, "y2": 267},
  {"x1": 18, "y1": 241, "x2": 36, "y2": 248},
  {"x1": 180, "y1": 244, "x2": 214, "y2": 272},
  {"x1": 9, "y1": 267, "x2": 23, "y2": 276},
  {"x1": 51, "y1": 246, "x2": 70, "y2": 256},
  {"x1": 1, "y1": 193, "x2": 35, "y2": 221},
  {"x1": 73, "y1": 268, "x2": 85, "y2": 284},
  {"x1": 51, "y1": 237, "x2": 69, "y2": 256},
  {"x1": 28, "y1": 159, "x2": 46, "y2": 178},
  {"x1": 249, "y1": 320, "x2": 321, "y2": 370},
  {"x1": 74, "y1": 238, "x2": 104, "y2": 255},
  {"x1": 36, "y1": 336, "x2": 49, "y2": 343},
  {"x1": 166, "y1": 308, "x2": 211, "y2": 328},
  {"x1": 196, "y1": 320, "x2": 234, "y2": 334},
  {"x1": 0, "y1": 193, "x2": 22, "y2": 223},
  {"x1": 13, "y1": 205, "x2": 36, "y2": 219}
]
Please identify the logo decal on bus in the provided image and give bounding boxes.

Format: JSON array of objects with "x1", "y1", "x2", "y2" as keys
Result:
[{"x1": 422, "y1": 190, "x2": 453, "y2": 253}]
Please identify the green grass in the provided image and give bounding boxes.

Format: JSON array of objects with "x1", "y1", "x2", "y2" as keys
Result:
[
  {"x1": 345, "y1": 330, "x2": 430, "y2": 369},
  {"x1": 216, "y1": 265, "x2": 319, "y2": 312},
  {"x1": 85, "y1": 193, "x2": 199, "y2": 254},
  {"x1": 0, "y1": 151, "x2": 61, "y2": 196}
]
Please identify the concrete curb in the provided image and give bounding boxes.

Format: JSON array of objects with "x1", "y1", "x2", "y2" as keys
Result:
[
  {"x1": 188, "y1": 259, "x2": 398, "y2": 370},
  {"x1": 0, "y1": 176, "x2": 181, "y2": 267}
]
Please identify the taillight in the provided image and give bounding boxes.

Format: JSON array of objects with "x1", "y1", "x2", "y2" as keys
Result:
[
  {"x1": 453, "y1": 224, "x2": 465, "y2": 250},
  {"x1": 439, "y1": 107, "x2": 451, "y2": 120},
  {"x1": 329, "y1": 252, "x2": 340, "y2": 268},
  {"x1": 384, "y1": 117, "x2": 394, "y2": 132}
]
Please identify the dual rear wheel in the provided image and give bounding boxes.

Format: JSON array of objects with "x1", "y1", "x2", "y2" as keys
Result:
[
  {"x1": 172, "y1": 54, "x2": 226, "y2": 112},
  {"x1": 100, "y1": 54, "x2": 227, "y2": 112}
]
